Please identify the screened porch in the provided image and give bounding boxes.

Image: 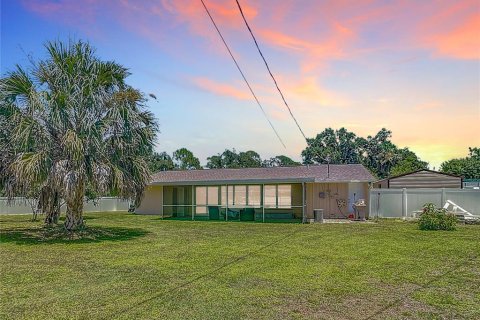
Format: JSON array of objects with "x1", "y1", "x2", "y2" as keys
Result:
[{"x1": 161, "y1": 183, "x2": 304, "y2": 222}]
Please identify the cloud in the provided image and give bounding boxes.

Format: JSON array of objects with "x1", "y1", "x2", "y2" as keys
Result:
[
  {"x1": 428, "y1": 13, "x2": 480, "y2": 60},
  {"x1": 191, "y1": 77, "x2": 250, "y2": 100},
  {"x1": 282, "y1": 76, "x2": 351, "y2": 108}
]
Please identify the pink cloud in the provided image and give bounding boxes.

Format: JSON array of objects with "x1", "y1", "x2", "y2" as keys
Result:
[
  {"x1": 21, "y1": 0, "x2": 103, "y2": 36},
  {"x1": 428, "y1": 13, "x2": 480, "y2": 59},
  {"x1": 191, "y1": 77, "x2": 250, "y2": 100}
]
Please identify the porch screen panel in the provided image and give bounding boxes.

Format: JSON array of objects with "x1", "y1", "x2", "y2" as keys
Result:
[
  {"x1": 221, "y1": 186, "x2": 227, "y2": 206},
  {"x1": 278, "y1": 185, "x2": 292, "y2": 208},
  {"x1": 248, "y1": 185, "x2": 261, "y2": 206},
  {"x1": 196, "y1": 187, "x2": 207, "y2": 214},
  {"x1": 207, "y1": 186, "x2": 219, "y2": 205},
  {"x1": 264, "y1": 185, "x2": 276, "y2": 207},
  {"x1": 234, "y1": 186, "x2": 247, "y2": 206},
  {"x1": 227, "y1": 186, "x2": 234, "y2": 206}
]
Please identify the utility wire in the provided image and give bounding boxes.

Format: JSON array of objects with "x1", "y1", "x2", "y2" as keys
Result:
[
  {"x1": 235, "y1": 0, "x2": 308, "y2": 141},
  {"x1": 200, "y1": 0, "x2": 286, "y2": 149}
]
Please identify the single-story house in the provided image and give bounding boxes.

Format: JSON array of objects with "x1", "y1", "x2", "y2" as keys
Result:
[
  {"x1": 373, "y1": 169, "x2": 462, "y2": 189},
  {"x1": 136, "y1": 164, "x2": 375, "y2": 221}
]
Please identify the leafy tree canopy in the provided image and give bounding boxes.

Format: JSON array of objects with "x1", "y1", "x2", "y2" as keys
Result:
[
  {"x1": 262, "y1": 155, "x2": 301, "y2": 167},
  {"x1": 148, "y1": 152, "x2": 175, "y2": 172},
  {"x1": 173, "y1": 148, "x2": 201, "y2": 170},
  {"x1": 440, "y1": 147, "x2": 480, "y2": 179},
  {"x1": 206, "y1": 149, "x2": 263, "y2": 169},
  {"x1": 302, "y1": 128, "x2": 360, "y2": 164},
  {"x1": 302, "y1": 127, "x2": 428, "y2": 179},
  {"x1": 0, "y1": 40, "x2": 158, "y2": 230},
  {"x1": 390, "y1": 149, "x2": 429, "y2": 176}
]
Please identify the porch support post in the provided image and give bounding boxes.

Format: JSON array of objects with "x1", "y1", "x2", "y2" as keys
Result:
[
  {"x1": 226, "y1": 184, "x2": 228, "y2": 222},
  {"x1": 302, "y1": 182, "x2": 305, "y2": 223},
  {"x1": 192, "y1": 185, "x2": 194, "y2": 221},
  {"x1": 262, "y1": 184, "x2": 265, "y2": 223}
]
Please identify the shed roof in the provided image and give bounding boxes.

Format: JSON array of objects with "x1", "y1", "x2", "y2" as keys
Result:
[
  {"x1": 374, "y1": 169, "x2": 461, "y2": 184},
  {"x1": 150, "y1": 164, "x2": 375, "y2": 185}
]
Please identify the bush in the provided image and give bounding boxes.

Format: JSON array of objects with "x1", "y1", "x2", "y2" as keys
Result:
[{"x1": 418, "y1": 203, "x2": 457, "y2": 231}]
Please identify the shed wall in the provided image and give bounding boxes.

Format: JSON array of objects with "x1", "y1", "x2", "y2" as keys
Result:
[{"x1": 388, "y1": 171, "x2": 461, "y2": 189}]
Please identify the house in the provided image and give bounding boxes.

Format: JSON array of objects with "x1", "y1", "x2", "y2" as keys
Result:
[
  {"x1": 136, "y1": 164, "x2": 375, "y2": 221},
  {"x1": 372, "y1": 169, "x2": 462, "y2": 189}
]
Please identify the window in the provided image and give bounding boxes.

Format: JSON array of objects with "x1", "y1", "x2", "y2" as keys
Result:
[
  {"x1": 264, "y1": 185, "x2": 277, "y2": 207},
  {"x1": 248, "y1": 185, "x2": 261, "y2": 206},
  {"x1": 277, "y1": 185, "x2": 291, "y2": 207}
]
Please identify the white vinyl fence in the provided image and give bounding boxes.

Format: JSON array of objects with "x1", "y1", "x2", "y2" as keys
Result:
[
  {"x1": 0, "y1": 197, "x2": 130, "y2": 215},
  {"x1": 369, "y1": 188, "x2": 480, "y2": 218}
]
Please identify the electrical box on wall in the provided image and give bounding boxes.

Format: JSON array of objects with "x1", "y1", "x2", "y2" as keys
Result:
[{"x1": 319, "y1": 192, "x2": 325, "y2": 199}]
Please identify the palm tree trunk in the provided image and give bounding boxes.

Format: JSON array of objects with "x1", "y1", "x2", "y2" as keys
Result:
[
  {"x1": 41, "y1": 187, "x2": 61, "y2": 226},
  {"x1": 64, "y1": 181, "x2": 85, "y2": 231}
]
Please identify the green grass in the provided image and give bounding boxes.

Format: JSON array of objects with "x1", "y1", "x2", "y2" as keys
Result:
[{"x1": 1, "y1": 212, "x2": 479, "y2": 320}]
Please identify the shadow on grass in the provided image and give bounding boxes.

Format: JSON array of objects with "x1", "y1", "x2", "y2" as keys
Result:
[{"x1": 0, "y1": 226, "x2": 149, "y2": 245}]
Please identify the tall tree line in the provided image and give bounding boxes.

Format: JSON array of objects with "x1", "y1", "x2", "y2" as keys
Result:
[
  {"x1": 148, "y1": 148, "x2": 300, "y2": 172},
  {"x1": 302, "y1": 127, "x2": 428, "y2": 179}
]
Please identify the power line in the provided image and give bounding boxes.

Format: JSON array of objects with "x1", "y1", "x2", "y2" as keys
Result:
[
  {"x1": 199, "y1": 0, "x2": 286, "y2": 149},
  {"x1": 235, "y1": 0, "x2": 308, "y2": 142}
]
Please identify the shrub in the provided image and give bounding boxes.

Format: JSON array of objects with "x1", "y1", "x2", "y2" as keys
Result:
[{"x1": 418, "y1": 203, "x2": 457, "y2": 231}]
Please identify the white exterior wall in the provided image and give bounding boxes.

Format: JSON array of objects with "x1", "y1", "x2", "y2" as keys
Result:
[
  {"x1": 136, "y1": 185, "x2": 163, "y2": 215},
  {"x1": 347, "y1": 182, "x2": 368, "y2": 214}
]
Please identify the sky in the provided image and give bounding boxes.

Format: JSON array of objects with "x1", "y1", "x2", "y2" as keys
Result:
[{"x1": 1, "y1": 0, "x2": 479, "y2": 169}]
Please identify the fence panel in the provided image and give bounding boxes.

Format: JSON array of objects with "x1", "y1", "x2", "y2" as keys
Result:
[
  {"x1": 0, "y1": 198, "x2": 34, "y2": 214},
  {"x1": 445, "y1": 190, "x2": 480, "y2": 215},
  {"x1": 370, "y1": 188, "x2": 480, "y2": 218},
  {"x1": 0, "y1": 197, "x2": 130, "y2": 215},
  {"x1": 370, "y1": 189, "x2": 403, "y2": 218},
  {"x1": 406, "y1": 189, "x2": 442, "y2": 216}
]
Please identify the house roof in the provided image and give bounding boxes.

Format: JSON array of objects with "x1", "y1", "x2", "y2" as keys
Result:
[
  {"x1": 150, "y1": 164, "x2": 375, "y2": 185},
  {"x1": 373, "y1": 169, "x2": 462, "y2": 184}
]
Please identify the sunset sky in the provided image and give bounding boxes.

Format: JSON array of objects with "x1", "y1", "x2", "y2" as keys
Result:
[{"x1": 2, "y1": 0, "x2": 479, "y2": 168}]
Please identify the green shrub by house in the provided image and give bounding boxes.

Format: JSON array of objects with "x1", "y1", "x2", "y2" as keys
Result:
[{"x1": 418, "y1": 203, "x2": 457, "y2": 231}]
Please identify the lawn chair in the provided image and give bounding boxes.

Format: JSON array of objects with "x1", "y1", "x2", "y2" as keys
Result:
[{"x1": 442, "y1": 200, "x2": 480, "y2": 222}]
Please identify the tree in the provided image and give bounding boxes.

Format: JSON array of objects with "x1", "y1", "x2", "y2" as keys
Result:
[
  {"x1": 148, "y1": 152, "x2": 175, "y2": 172},
  {"x1": 206, "y1": 149, "x2": 264, "y2": 168},
  {"x1": 173, "y1": 148, "x2": 201, "y2": 170},
  {"x1": 238, "y1": 150, "x2": 262, "y2": 168},
  {"x1": 468, "y1": 147, "x2": 480, "y2": 159},
  {"x1": 206, "y1": 154, "x2": 223, "y2": 169},
  {"x1": 302, "y1": 127, "x2": 361, "y2": 164},
  {"x1": 357, "y1": 128, "x2": 403, "y2": 179},
  {"x1": 0, "y1": 40, "x2": 158, "y2": 230},
  {"x1": 301, "y1": 127, "x2": 428, "y2": 179},
  {"x1": 440, "y1": 147, "x2": 480, "y2": 179},
  {"x1": 263, "y1": 155, "x2": 300, "y2": 167},
  {"x1": 220, "y1": 149, "x2": 241, "y2": 168},
  {"x1": 390, "y1": 149, "x2": 429, "y2": 176},
  {"x1": 0, "y1": 62, "x2": 62, "y2": 225}
]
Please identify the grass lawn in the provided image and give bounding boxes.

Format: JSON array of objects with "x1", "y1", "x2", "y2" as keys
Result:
[{"x1": 1, "y1": 212, "x2": 479, "y2": 319}]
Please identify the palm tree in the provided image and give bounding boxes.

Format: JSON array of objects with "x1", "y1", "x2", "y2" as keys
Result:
[{"x1": 0, "y1": 40, "x2": 158, "y2": 230}]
